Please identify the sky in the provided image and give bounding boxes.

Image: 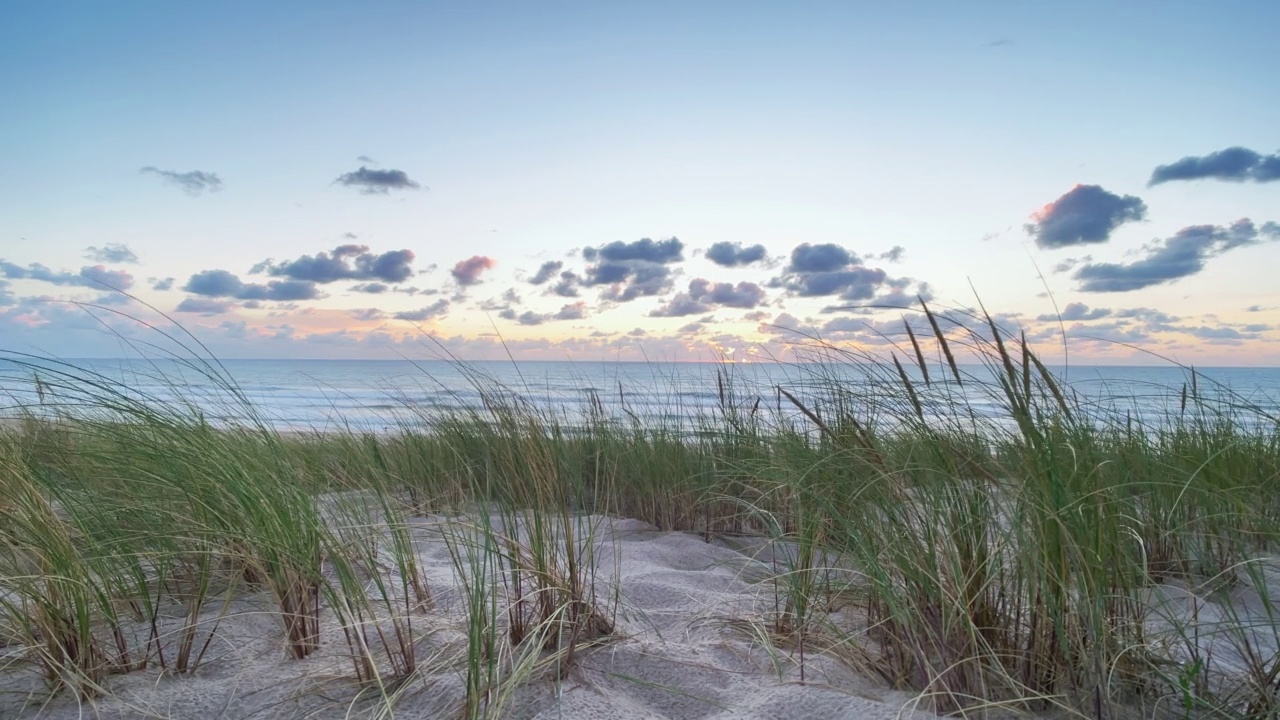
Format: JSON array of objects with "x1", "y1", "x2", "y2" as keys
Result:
[{"x1": 2, "y1": 1, "x2": 1278, "y2": 365}]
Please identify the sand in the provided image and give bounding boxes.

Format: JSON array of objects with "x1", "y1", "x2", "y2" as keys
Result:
[{"x1": 0, "y1": 513, "x2": 938, "y2": 720}]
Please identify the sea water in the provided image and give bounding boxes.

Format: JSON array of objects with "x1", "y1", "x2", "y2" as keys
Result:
[{"x1": 1, "y1": 358, "x2": 1278, "y2": 433}]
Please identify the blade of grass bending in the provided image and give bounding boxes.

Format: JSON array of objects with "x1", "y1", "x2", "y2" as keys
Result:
[
  {"x1": 920, "y1": 297, "x2": 961, "y2": 386},
  {"x1": 892, "y1": 353, "x2": 925, "y2": 423},
  {"x1": 903, "y1": 318, "x2": 930, "y2": 387}
]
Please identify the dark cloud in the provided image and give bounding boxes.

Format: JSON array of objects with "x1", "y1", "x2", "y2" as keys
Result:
[
  {"x1": 790, "y1": 268, "x2": 888, "y2": 298},
  {"x1": 864, "y1": 279, "x2": 932, "y2": 309},
  {"x1": 1036, "y1": 302, "x2": 1111, "y2": 322},
  {"x1": 0, "y1": 261, "x2": 135, "y2": 290},
  {"x1": 84, "y1": 243, "x2": 139, "y2": 264},
  {"x1": 584, "y1": 237, "x2": 683, "y2": 264},
  {"x1": 139, "y1": 167, "x2": 223, "y2": 195},
  {"x1": 1025, "y1": 185, "x2": 1148, "y2": 248},
  {"x1": 394, "y1": 299, "x2": 450, "y2": 322},
  {"x1": 705, "y1": 242, "x2": 767, "y2": 267},
  {"x1": 0, "y1": 280, "x2": 13, "y2": 307},
  {"x1": 451, "y1": 256, "x2": 496, "y2": 286},
  {"x1": 351, "y1": 282, "x2": 389, "y2": 294},
  {"x1": 175, "y1": 297, "x2": 234, "y2": 315},
  {"x1": 334, "y1": 166, "x2": 421, "y2": 194},
  {"x1": 529, "y1": 260, "x2": 564, "y2": 285},
  {"x1": 650, "y1": 279, "x2": 766, "y2": 317},
  {"x1": 1074, "y1": 219, "x2": 1280, "y2": 292},
  {"x1": 1149, "y1": 147, "x2": 1280, "y2": 186},
  {"x1": 259, "y1": 245, "x2": 416, "y2": 284},
  {"x1": 552, "y1": 271, "x2": 581, "y2": 297},
  {"x1": 579, "y1": 238, "x2": 685, "y2": 302},
  {"x1": 183, "y1": 269, "x2": 319, "y2": 301},
  {"x1": 151, "y1": 277, "x2": 175, "y2": 291},
  {"x1": 514, "y1": 310, "x2": 546, "y2": 326},
  {"x1": 771, "y1": 242, "x2": 926, "y2": 304},
  {"x1": 678, "y1": 322, "x2": 704, "y2": 334},
  {"x1": 356, "y1": 155, "x2": 378, "y2": 164},
  {"x1": 788, "y1": 243, "x2": 858, "y2": 273}
]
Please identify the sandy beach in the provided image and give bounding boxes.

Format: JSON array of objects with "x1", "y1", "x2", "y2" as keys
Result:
[{"x1": 1, "y1": 512, "x2": 941, "y2": 719}]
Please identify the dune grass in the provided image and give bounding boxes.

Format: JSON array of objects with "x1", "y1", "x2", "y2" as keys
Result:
[{"x1": 1, "y1": 305, "x2": 1279, "y2": 718}]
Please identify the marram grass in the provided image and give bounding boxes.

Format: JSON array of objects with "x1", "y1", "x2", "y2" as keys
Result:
[{"x1": 1, "y1": 305, "x2": 1279, "y2": 718}]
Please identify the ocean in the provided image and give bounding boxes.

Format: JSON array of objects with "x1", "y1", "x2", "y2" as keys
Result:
[{"x1": 2, "y1": 358, "x2": 1279, "y2": 433}]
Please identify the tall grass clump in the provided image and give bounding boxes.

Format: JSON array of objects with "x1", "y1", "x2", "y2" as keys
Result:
[{"x1": 739, "y1": 300, "x2": 1280, "y2": 717}]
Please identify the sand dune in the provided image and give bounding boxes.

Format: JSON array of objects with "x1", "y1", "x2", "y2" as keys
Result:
[{"x1": 1, "y1": 515, "x2": 936, "y2": 720}]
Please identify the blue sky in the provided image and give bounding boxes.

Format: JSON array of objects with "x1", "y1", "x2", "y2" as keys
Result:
[{"x1": 2, "y1": 1, "x2": 1278, "y2": 363}]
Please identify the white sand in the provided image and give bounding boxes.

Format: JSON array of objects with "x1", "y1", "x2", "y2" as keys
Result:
[{"x1": 0, "y1": 514, "x2": 937, "y2": 719}]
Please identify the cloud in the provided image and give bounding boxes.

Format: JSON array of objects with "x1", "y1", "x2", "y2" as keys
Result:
[
  {"x1": 551, "y1": 271, "x2": 581, "y2": 297},
  {"x1": 356, "y1": 155, "x2": 378, "y2": 164},
  {"x1": 873, "y1": 245, "x2": 906, "y2": 263},
  {"x1": 770, "y1": 242, "x2": 926, "y2": 304},
  {"x1": 757, "y1": 312, "x2": 815, "y2": 336},
  {"x1": 394, "y1": 299, "x2": 450, "y2": 321},
  {"x1": 1036, "y1": 302, "x2": 1111, "y2": 322},
  {"x1": 183, "y1": 269, "x2": 319, "y2": 301},
  {"x1": 78, "y1": 265, "x2": 135, "y2": 290},
  {"x1": 787, "y1": 243, "x2": 857, "y2": 273},
  {"x1": 84, "y1": 243, "x2": 139, "y2": 264},
  {"x1": 529, "y1": 260, "x2": 564, "y2": 285},
  {"x1": 150, "y1": 277, "x2": 175, "y2": 291},
  {"x1": 451, "y1": 256, "x2": 496, "y2": 286},
  {"x1": 139, "y1": 167, "x2": 223, "y2": 196},
  {"x1": 259, "y1": 245, "x2": 416, "y2": 284},
  {"x1": 1025, "y1": 185, "x2": 1148, "y2": 248},
  {"x1": 499, "y1": 301, "x2": 588, "y2": 326},
  {"x1": 0, "y1": 261, "x2": 135, "y2": 290},
  {"x1": 351, "y1": 282, "x2": 389, "y2": 294},
  {"x1": 1113, "y1": 307, "x2": 1178, "y2": 324},
  {"x1": 1074, "y1": 219, "x2": 1280, "y2": 292},
  {"x1": 678, "y1": 322, "x2": 704, "y2": 333},
  {"x1": 789, "y1": 268, "x2": 889, "y2": 298},
  {"x1": 351, "y1": 308, "x2": 385, "y2": 321},
  {"x1": 0, "y1": 280, "x2": 13, "y2": 307},
  {"x1": 584, "y1": 237, "x2": 683, "y2": 264},
  {"x1": 553, "y1": 302, "x2": 587, "y2": 321},
  {"x1": 1149, "y1": 147, "x2": 1280, "y2": 186},
  {"x1": 513, "y1": 310, "x2": 546, "y2": 325},
  {"x1": 175, "y1": 297, "x2": 234, "y2": 315},
  {"x1": 650, "y1": 279, "x2": 766, "y2": 317},
  {"x1": 582, "y1": 237, "x2": 685, "y2": 302},
  {"x1": 705, "y1": 242, "x2": 767, "y2": 267},
  {"x1": 334, "y1": 166, "x2": 421, "y2": 194}
]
